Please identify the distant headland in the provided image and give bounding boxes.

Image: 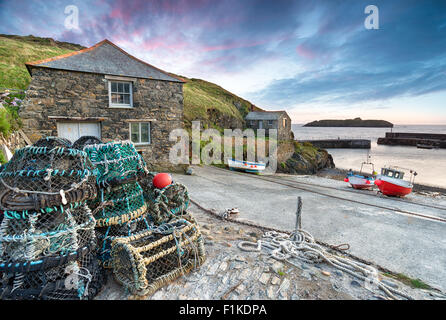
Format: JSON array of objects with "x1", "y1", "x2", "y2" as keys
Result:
[{"x1": 303, "y1": 117, "x2": 393, "y2": 128}]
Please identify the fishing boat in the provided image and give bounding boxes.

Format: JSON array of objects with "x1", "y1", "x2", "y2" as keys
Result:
[
  {"x1": 374, "y1": 166, "x2": 417, "y2": 197},
  {"x1": 344, "y1": 154, "x2": 376, "y2": 190},
  {"x1": 227, "y1": 158, "x2": 266, "y2": 173}
]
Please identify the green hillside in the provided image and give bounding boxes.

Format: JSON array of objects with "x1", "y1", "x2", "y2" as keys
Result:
[
  {"x1": 0, "y1": 34, "x2": 262, "y2": 130},
  {"x1": 0, "y1": 34, "x2": 85, "y2": 89}
]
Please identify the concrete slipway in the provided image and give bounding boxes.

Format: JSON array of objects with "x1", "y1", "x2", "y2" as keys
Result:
[{"x1": 172, "y1": 165, "x2": 446, "y2": 292}]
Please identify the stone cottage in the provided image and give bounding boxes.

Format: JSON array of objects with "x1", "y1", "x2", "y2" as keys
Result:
[
  {"x1": 245, "y1": 111, "x2": 292, "y2": 141},
  {"x1": 19, "y1": 39, "x2": 184, "y2": 170}
]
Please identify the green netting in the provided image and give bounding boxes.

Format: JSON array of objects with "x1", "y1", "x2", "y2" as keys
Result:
[
  {"x1": 83, "y1": 141, "x2": 147, "y2": 187},
  {"x1": 90, "y1": 182, "x2": 147, "y2": 225},
  {"x1": 142, "y1": 181, "x2": 190, "y2": 225},
  {"x1": 0, "y1": 137, "x2": 104, "y2": 300}
]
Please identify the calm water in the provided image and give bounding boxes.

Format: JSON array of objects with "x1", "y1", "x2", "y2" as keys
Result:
[{"x1": 292, "y1": 124, "x2": 446, "y2": 188}]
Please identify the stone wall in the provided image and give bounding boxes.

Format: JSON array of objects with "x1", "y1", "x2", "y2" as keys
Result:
[
  {"x1": 0, "y1": 129, "x2": 31, "y2": 157},
  {"x1": 19, "y1": 67, "x2": 184, "y2": 170}
]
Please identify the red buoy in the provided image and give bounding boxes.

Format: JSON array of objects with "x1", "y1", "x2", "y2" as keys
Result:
[
  {"x1": 344, "y1": 178, "x2": 349, "y2": 182},
  {"x1": 153, "y1": 173, "x2": 172, "y2": 189}
]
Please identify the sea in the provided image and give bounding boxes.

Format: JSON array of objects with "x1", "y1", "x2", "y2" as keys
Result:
[{"x1": 291, "y1": 124, "x2": 446, "y2": 188}]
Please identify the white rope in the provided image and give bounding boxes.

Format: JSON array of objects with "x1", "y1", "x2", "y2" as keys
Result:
[{"x1": 238, "y1": 230, "x2": 414, "y2": 300}]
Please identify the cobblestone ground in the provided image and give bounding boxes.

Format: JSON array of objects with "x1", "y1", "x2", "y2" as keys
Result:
[{"x1": 95, "y1": 204, "x2": 445, "y2": 300}]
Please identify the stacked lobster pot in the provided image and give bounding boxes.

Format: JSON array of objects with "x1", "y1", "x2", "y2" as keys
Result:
[
  {"x1": 0, "y1": 137, "x2": 104, "y2": 300},
  {"x1": 113, "y1": 171, "x2": 205, "y2": 296},
  {"x1": 80, "y1": 139, "x2": 205, "y2": 296},
  {"x1": 81, "y1": 140, "x2": 152, "y2": 268}
]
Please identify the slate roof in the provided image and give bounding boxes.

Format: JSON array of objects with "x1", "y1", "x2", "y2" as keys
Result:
[
  {"x1": 26, "y1": 39, "x2": 184, "y2": 83},
  {"x1": 245, "y1": 111, "x2": 288, "y2": 121}
]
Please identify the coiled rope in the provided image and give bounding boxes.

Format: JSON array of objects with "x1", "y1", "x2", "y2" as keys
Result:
[{"x1": 238, "y1": 230, "x2": 413, "y2": 300}]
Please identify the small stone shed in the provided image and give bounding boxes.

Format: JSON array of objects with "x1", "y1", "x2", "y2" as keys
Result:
[
  {"x1": 245, "y1": 111, "x2": 292, "y2": 140},
  {"x1": 19, "y1": 39, "x2": 184, "y2": 170}
]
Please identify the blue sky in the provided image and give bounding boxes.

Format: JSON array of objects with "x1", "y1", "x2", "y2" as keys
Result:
[{"x1": 1, "y1": 0, "x2": 445, "y2": 124}]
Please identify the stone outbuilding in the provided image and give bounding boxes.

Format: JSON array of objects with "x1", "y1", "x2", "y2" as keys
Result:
[
  {"x1": 245, "y1": 111, "x2": 292, "y2": 141},
  {"x1": 19, "y1": 39, "x2": 184, "y2": 170}
]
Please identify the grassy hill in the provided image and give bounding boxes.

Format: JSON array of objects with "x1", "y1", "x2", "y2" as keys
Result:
[
  {"x1": 0, "y1": 34, "x2": 85, "y2": 89},
  {"x1": 0, "y1": 34, "x2": 263, "y2": 130}
]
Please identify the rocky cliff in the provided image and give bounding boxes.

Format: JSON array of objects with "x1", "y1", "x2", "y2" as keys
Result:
[{"x1": 277, "y1": 142, "x2": 335, "y2": 174}]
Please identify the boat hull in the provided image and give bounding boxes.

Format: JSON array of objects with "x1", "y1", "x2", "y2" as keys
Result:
[
  {"x1": 228, "y1": 159, "x2": 266, "y2": 173},
  {"x1": 347, "y1": 175, "x2": 374, "y2": 189},
  {"x1": 345, "y1": 175, "x2": 374, "y2": 190},
  {"x1": 374, "y1": 176, "x2": 413, "y2": 197}
]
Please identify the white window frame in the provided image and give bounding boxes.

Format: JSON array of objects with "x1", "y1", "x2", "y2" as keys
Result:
[
  {"x1": 108, "y1": 80, "x2": 133, "y2": 108},
  {"x1": 268, "y1": 120, "x2": 273, "y2": 126},
  {"x1": 129, "y1": 122, "x2": 151, "y2": 145}
]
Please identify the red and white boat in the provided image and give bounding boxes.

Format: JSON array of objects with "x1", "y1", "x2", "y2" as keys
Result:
[
  {"x1": 374, "y1": 166, "x2": 417, "y2": 197},
  {"x1": 343, "y1": 155, "x2": 377, "y2": 190}
]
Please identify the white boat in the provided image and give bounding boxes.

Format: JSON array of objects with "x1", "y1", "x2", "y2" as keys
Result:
[{"x1": 227, "y1": 158, "x2": 266, "y2": 173}]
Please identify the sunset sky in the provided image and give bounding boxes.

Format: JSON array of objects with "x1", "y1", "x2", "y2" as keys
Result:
[{"x1": 1, "y1": 0, "x2": 445, "y2": 124}]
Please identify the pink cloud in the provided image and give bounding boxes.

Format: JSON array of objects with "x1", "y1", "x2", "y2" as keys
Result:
[{"x1": 296, "y1": 44, "x2": 316, "y2": 59}]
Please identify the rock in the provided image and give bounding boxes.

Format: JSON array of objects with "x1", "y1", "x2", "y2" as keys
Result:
[
  {"x1": 206, "y1": 263, "x2": 219, "y2": 276},
  {"x1": 238, "y1": 269, "x2": 251, "y2": 280},
  {"x1": 334, "y1": 270, "x2": 343, "y2": 277},
  {"x1": 224, "y1": 226, "x2": 233, "y2": 233},
  {"x1": 185, "y1": 167, "x2": 194, "y2": 175},
  {"x1": 201, "y1": 224, "x2": 210, "y2": 230},
  {"x1": 272, "y1": 261, "x2": 284, "y2": 273},
  {"x1": 235, "y1": 284, "x2": 245, "y2": 295},
  {"x1": 271, "y1": 276, "x2": 281, "y2": 285},
  {"x1": 234, "y1": 255, "x2": 246, "y2": 262},
  {"x1": 279, "y1": 278, "x2": 290, "y2": 292},
  {"x1": 266, "y1": 286, "x2": 275, "y2": 299},
  {"x1": 259, "y1": 273, "x2": 271, "y2": 285},
  {"x1": 351, "y1": 280, "x2": 362, "y2": 288},
  {"x1": 225, "y1": 242, "x2": 232, "y2": 247},
  {"x1": 301, "y1": 264, "x2": 309, "y2": 270},
  {"x1": 219, "y1": 262, "x2": 228, "y2": 271},
  {"x1": 321, "y1": 271, "x2": 331, "y2": 277},
  {"x1": 178, "y1": 294, "x2": 187, "y2": 300}
]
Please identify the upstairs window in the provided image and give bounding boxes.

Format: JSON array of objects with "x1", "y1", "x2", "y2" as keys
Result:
[
  {"x1": 109, "y1": 81, "x2": 133, "y2": 107},
  {"x1": 268, "y1": 120, "x2": 273, "y2": 126},
  {"x1": 130, "y1": 122, "x2": 151, "y2": 145}
]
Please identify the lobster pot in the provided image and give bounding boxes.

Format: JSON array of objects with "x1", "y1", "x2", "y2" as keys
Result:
[
  {"x1": 91, "y1": 182, "x2": 147, "y2": 225},
  {"x1": 83, "y1": 141, "x2": 147, "y2": 187},
  {"x1": 95, "y1": 211, "x2": 158, "y2": 268},
  {"x1": 111, "y1": 215, "x2": 206, "y2": 296},
  {"x1": 142, "y1": 181, "x2": 190, "y2": 224},
  {"x1": 0, "y1": 203, "x2": 104, "y2": 300},
  {"x1": 0, "y1": 252, "x2": 105, "y2": 300},
  {"x1": 0, "y1": 139, "x2": 95, "y2": 195}
]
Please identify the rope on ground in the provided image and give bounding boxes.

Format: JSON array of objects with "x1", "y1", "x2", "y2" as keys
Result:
[
  {"x1": 238, "y1": 230, "x2": 414, "y2": 300},
  {"x1": 190, "y1": 198, "x2": 414, "y2": 300}
]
